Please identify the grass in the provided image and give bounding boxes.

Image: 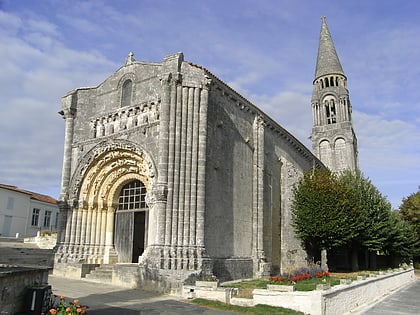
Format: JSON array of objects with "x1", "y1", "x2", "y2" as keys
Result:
[
  {"x1": 191, "y1": 298, "x2": 304, "y2": 315},
  {"x1": 221, "y1": 274, "x2": 350, "y2": 298}
]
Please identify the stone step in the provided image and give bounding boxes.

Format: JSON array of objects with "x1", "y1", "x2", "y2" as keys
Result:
[{"x1": 84, "y1": 264, "x2": 113, "y2": 283}]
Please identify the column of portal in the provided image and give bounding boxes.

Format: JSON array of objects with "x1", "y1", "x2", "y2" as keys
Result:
[
  {"x1": 74, "y1": 208, "x2": 83, "y2": 252},
  {"x1": 94, "y1": 207, "x2": 103, "y2": 257},
  {"x1": 183, "y1": 87, "x2": 194, "y2": 269},
  {"x1": 104, "y1": 205, "x2": 116, "y2": 264},
  {"x1": 84, "y1": 206, "x2": 93, "y2": 255},
  {"x1": 196, "y1": 81, "x2": 210, "y2": 252},
  {"x1": 171, "y1": 84, "x2": 183, "y2": 269},
  {"x1": 99, "y1": 209, "x2": 107, "y2": 261},
  {"x1": 68, "y1": 206, "x2": 78, "y2": 254},
  {"x1": 79, "y1": 208, "x2": 88, "y2": 258},
  {"x1": 164, "y1": 79, "x2": 177, "y2": 268},
  {"x1": 189, "y1": 87, "x2": 200, "y2": 270},
  {"x1": 177, "y1": 86, "x2": 188, "y2": 269},
  {"x1": 89, "y1": 207, "x2": 97, "y2": 257}
]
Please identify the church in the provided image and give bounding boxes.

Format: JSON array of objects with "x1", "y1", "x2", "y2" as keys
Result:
[{"x1": 53, "y1": 18, "x2": 358, "y2": 292}]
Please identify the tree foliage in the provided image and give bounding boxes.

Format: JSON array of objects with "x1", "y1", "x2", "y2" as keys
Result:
[
  {"x1": 291, "y1": 169, "x2": 360, "y2": 251},
  {"x1": 291, "y1": 169, "x2": 418, "y2": 264},
  {"x1": 398, "y1": 190, "x2": 420, "y2": 240}
]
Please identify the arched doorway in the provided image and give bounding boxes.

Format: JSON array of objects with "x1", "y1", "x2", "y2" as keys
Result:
[{"x1": 114, "y1": 180, "x2": 148, "y2": 263}]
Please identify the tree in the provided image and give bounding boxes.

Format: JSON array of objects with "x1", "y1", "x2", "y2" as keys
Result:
[
  {"x1": 399, "y1": 190, "x2": 420, "y2": 241},
  {"x1": 291, "y1": 170, "x2": 360, "y2": 254},
  {"x1": 292, "y1": 169, "x2": 413, "y2": 271},
  {"x1": 398, "y1": 190, "x2": 420, "y2": 262},
  {"x1": 338, "y1": 170, "x2": 393, "y2": 270},
  {"x1": 384, "y1": 211, "x2": 420, "y2": 263}
]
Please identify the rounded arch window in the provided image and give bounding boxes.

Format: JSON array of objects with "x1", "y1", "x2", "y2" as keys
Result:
[{"x1": 121, "y1": 79, "x2": 132, "y2": 107}]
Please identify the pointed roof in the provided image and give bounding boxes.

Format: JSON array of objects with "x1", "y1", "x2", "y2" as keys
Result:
[{"x1": 314, "y1": 17, "x2": 345, "y2": 80}]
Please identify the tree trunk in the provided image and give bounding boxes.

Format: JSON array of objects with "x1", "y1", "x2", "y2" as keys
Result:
[
  {"x1": 321, "y1": 249, "x2": 328, "y2": 271},
  {"x1": 369, "y1": 251, "x2": 377, "y2": 270},
  {"x1": 351, "y1": 248, "x2": 359, "y2": 271}
]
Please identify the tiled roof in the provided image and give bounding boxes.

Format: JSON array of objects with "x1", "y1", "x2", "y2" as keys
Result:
[{"x1": 0, "y1": 183, "x2": 57, "y2": 205}]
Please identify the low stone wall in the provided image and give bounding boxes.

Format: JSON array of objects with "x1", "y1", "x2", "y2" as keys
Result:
[
  {"x1": 184, "y1": 267, "x2": 415, "y2": 315},
  {"x1": 252, "y1": 267, "x2": 415, "y2": 315},
  {"x1": 24, "y1": 233, "x2": 57, "y2": 249},
  {"x1": 0, "y1": 266, "x2": 49, "y2": 314}
]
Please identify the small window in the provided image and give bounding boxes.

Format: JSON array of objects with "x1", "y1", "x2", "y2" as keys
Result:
[
  {"x1": 31, "y1": 208, "x2": 40, "y2": 226},
  {"x1": 43, "y1": 210, "x2": 52, "y2": 228},
  {"x1": 6, "y1": 197, "x2": 14, "y2": 210},
  {"x1": 121, "y1": 79, "x2": 132, "y2": 107}
]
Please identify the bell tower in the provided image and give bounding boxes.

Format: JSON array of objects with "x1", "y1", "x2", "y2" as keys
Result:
[{"x1": 311, "y1": 17, "x2": 358, "y2": 172}]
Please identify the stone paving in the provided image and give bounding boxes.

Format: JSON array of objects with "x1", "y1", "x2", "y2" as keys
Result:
[
  {"x1": 359, "y1": 279, "x2": 420, "y2": 315},
  {"x1": 48, "y1": 275, "x2": 237, "y2": 315}
]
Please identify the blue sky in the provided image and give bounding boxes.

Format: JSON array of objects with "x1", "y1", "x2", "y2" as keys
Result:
[{"x1": 0, "y1": 0, "x2": 419, "y2": 209}]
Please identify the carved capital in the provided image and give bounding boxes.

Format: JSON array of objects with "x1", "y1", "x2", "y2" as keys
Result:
[{"x1": 152, "y1": 183, "x2": 168, "y2": 202}]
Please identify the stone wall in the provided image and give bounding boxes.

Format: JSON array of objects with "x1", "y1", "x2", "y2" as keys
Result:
[
  {"x1": 0, "y1": 266, "x2": 49, "y2": 314},
  {"x1": 181, "y1": 267, "x2": 415, "y2": 314}
]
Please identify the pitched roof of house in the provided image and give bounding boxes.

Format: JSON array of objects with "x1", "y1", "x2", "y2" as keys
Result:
[{"x1": 0, "y1": 184, "x2": 57, "y2": 205}]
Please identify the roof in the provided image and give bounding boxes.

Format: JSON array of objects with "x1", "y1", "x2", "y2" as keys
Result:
[
  {"x1": 314, "y1": 16, "x2": 345, "y2": 80},
  {"x1": 0, "y1": 183, "x2": 57, "y2": 205}
]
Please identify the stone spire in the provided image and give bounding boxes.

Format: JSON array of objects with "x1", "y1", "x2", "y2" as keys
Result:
[
  {"x1": 314, "y1": 16, "x2": 344, "y2": 81},
  {"x1": 311, "y1": 17, "x2": 359, "y2": 172}
]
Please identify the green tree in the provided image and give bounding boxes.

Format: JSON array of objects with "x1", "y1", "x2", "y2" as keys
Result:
[
  {"x1": 291, "y1": 169, "x2": 360, "y2": 254},
  {"x1": 338, "y1": 170, "x2": 393, "y2": 270},
  {"x1": 399, "y1": 190, "x2": 420, "y2": 240},
  {"x1": 398, "y1": 190, "x2": 420, "y2": 262},
  {"x1": 384, "y1": 211, "x2": 419, "y2": 263}
]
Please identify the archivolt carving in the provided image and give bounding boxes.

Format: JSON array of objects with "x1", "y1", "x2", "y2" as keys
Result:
[{"x1": 69, "y1": 140, "x2": 156, "y2": 207}]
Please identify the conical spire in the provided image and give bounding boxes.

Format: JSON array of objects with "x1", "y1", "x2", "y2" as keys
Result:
[{"x1": 314, "y1": 17, "x2": 344, "y2": 80}]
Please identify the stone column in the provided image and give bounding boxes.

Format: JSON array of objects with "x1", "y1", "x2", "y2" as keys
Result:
[
  {"x1": 56, "y1": 200, "x2": 69, "y2": 246},
  {"x1": 154, "y1": 73, "x2": 171, "y2": 246},
  {"x1": 59, "y1": 94, "x2": 76, "y2": 201},
  {"x1": 196, "y1": 80, "x2": 210, "y2": 248},
  {"x1": 164, "y1": 79, "x2": 178, "y2": 268},
  {"x1": 189, "y1": 86, "x2": 200, "y2": 270},
  {"x1": 104, "y1": 205, "x2": 117, "y2": 264}
]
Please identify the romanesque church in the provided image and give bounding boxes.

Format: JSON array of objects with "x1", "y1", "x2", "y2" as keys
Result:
[{"x1": 54, "y1": 17, "x2": 358, "y2": 292}]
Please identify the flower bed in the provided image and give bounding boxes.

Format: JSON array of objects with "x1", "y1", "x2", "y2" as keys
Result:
[{"x1": 47, "y1": 296, "x2": 89, "y2": 315}]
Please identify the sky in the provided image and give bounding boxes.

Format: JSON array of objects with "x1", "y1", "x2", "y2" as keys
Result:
[{"x1": 0, "y1": 0, "x2": 419, "y2": 209}]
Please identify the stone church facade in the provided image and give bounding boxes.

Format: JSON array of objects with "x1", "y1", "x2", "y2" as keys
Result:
[{"x1": 54, "y1": 18, "x2": 356, "y2": 292}]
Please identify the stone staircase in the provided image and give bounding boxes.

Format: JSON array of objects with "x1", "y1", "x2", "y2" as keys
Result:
[
  {"x1": 84, "y1": 264, "x2": 113, "y2": 283},
  {"x1": 0, "y1": 238, "x2": 54, "y2": 268}
]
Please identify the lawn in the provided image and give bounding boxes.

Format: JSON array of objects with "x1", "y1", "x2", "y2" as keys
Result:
[
  {"x1": 220, "y1": 273, "x2": 356, "y2": 298},
  {"x1": 191, "y1": 298, "x2": 304, "y2": 315}
]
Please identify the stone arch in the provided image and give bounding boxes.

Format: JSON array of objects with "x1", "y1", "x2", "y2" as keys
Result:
[
  {"x1": 117, "y1": 72, "x2": 136, "y2": 107},
  {"x1": 319, "y1": 139, "x2": 333, "y2": 170},
  {"x1": 334, "y1": 137, "x2": 347, "y2": 172},
  {"x1": 65, "y1": 140, "x2": 156, "y2": 264},
  {"x1": 69, "y1": 140, "x2": 156, "y2": 205},
  {"x1": 79, "y1": 148, "x2": 155, "y2": 210}
]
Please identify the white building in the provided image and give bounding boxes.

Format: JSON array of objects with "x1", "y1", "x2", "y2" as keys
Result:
[{"x1": 0, "y1": 184, "x2": 58, "y2": 238}]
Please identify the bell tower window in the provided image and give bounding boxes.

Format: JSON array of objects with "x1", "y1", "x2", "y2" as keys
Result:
[
  {"x1": 121, "y1": 79, "x2": 132, "y2": 107},
  {"x1": 325, "y1": 100, "x2": 336, "y2": 124}
]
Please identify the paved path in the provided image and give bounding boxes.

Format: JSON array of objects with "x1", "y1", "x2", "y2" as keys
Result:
[
  {"x1": 49, "y1": 275, "x2": 420, "y2": 315},
  {"x1": 48, "y1": 275, "x2": 237, "y2": 315},
  {"x1": 359, "y1": 279, "x2": 420, "y2": 315}
]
